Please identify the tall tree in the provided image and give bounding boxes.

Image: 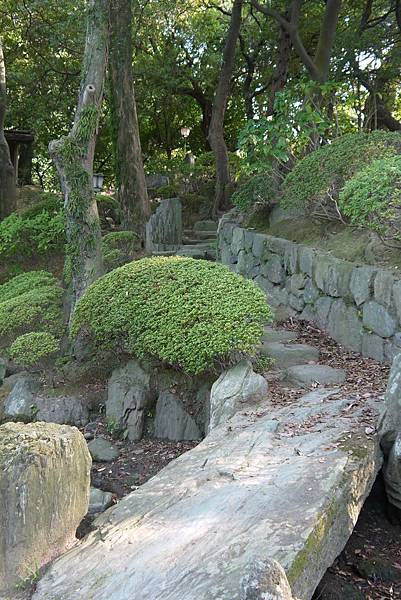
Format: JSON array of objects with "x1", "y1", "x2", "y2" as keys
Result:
[
  {"x1": 208, "y1": 0, "x2": 244, "y2": 215},
  {"x1": 252, "y1": 0, "x2": 342, "y2": 84},
  {"x1": 49, "y1": 0, "x2": 108, "y2": 317},
  {"x1": 0, "y1": 40, "x2": 16, "y2": 220},
  {"x1": 109, "y1": 0, "x2": 150, "y2": 239}
]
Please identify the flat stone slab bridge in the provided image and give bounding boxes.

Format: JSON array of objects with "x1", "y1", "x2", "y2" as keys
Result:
[{"x1": 34, "y1": 381, "x2": 383, "y2": 599}]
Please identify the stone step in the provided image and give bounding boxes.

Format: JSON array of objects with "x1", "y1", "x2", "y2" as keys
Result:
[
  {"x1": 177, "y1": 245, "x2": 216, "y2": 260},
  {"x1": 261, "y1": 342, "x2": 319, "y2": 369},
  {"x1": 262, "y1": 327, "x2": 299, "y2": 344},
  {"x1": 33, "y1": 389, "x2": 383, "y2": 600},
  {"x1": 193, "y1": 219, "x2": 218, "y2": 233},
  {"x1": 183, "y1": 237, "x2": 217, "y2": 245},
  {"x1": 285, "y1": 364, "x2": 347, "y2": 388}
]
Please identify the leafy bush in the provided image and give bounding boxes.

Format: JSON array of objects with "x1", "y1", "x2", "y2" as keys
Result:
[
  {"x1": 10, "y1": 332, "x2": 60, "y2": 367},
  {"x1": 339, "y1": 155, "x2": 401, "y2": 245},
  {"x1": 0, "y1": 193, "x2": 65, "y2": 259},
  {"x1": 232, "y1": 173, "x2": 278, "y2": 211},
  {"x1": 0, "y1": 271, "x2": 64, "y2": 348},
  {"x1": 71, "y1": 256, "x2": 271, "y2": 374},
  {"x1": 102, "y1": 231, "x2": 140, "y2": 271},
  {"x1": 282, "y1": 131, "x2": 401, "y2": 217}
]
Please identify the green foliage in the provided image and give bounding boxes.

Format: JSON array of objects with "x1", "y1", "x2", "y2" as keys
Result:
[
  {"x1": 0, "y1": 193, "x2": 65, "y2": 259},
  {"x1": 102, "y1": 231, "x2": 140, "y2": 271},
  {"x1": 10, "y1": 332, "x2": 60, "y2": 367},
  {"x1": 339, "y1": 155, "x2": 401, "y2": 244},
  {"x1": 282, "y1": 131, "x2": 401, "y2": 215},
  {"x1": 0, "y1": 271, "x2": 64, "y2": 348},
  {"x1": 71, "y1": 256, "x2": 272, "y2": 374},
  {"x1": 232, "y1": 173, "x2": 278, "y2": 211},
  {"x1": 238, "y1": 81, "x2": 333, "y2": 174},
  {"x1": 252, "y1": 353, "x2": 275, "y2": 374}
]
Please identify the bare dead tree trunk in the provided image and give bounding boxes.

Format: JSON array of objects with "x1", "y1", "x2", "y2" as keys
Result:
[
  {"x1": 109, "y1": 0, "x2": 150, "y2": 240},
  {"x1": 0, "y1": 40, "x2": 16, "y2": 221},
  {"x1": 208, "y1": 0, "x2": 244, "y2": 216},
  {"x1": 49, "y1": 0, "x2": 108, "y2": 319}
]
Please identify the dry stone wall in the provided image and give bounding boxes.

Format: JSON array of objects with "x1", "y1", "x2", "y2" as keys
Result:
[{"x1": 218, "y1": 216, "x2": 401, "y2": 363}]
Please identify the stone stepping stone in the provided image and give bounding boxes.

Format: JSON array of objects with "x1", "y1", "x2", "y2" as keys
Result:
[
  {"x1": 88, "y1": 487, "x2": 113, "y2": 515},
  {"x1": 286, "y1": 364, "x2": 346, "y2": 387},
  {"x1": 87, "y1": 436, "x2": 119, "y2": 462},
  {"x1": 262, "y1": 326, "x2": 299, "y2": 344},
  {"x1": 262, "y1": 342, "x2": 319, "y2": 369}
]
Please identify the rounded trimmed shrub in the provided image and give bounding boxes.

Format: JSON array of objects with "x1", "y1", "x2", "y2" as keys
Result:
[
  {"x1": 232, "y1": 173, "x2": 278, "y2": 211},
  {"x1": 0, "y1": 271, "x2": 64, "y2": 347},
  {"x1": 282, "y1": 131, "x2": 401, "y2": 216},
  {"x1": 71, "y1": 256, "x2": 272, "y2": 374},
  {"x1": 10, "y1": 332, "x2": 60, "y2": 367},
  {"x1": 339, "y1": 155, "x2": 401, "y2": 245}
]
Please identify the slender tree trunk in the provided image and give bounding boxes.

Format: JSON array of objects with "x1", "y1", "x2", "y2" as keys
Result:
[
  {"x1": 0, "y1": 40, "x2": 16, "y2": 220},
  {"x1": 267, "y1": 21, "x2": 291, "y2": 115},
  {"x1": 208, "y1": 0, "x2": 243, "y2": 216},
  {"x1": 109, "y1": 0, "x2": 150, "y2": 239},
  {"x1": 49, "y1": 0, "x2": 108, "y2": 318}
]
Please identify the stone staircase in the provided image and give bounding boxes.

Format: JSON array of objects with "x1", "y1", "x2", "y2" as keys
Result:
[{"x1": 152, "y1": 219, "x2": 218, "y2": 260}]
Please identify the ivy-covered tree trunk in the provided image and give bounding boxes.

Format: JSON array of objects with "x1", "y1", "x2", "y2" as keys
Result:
[
  {"x1": 208, "y1": 0, "x2": 243, "y2": 217},
  {"x1": 0, "y1": 40, "x2": 16, "y2": 221},
  {"x1": 49, "y1": 0, "x2": 108, "y2": 318},
  {"x1": 109, "y1": 0, "x2": 150, "y2": 240}
]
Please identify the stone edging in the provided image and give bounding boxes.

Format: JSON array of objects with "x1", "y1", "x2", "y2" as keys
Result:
[{"x1": 217, "y1": 216, "x2": 401, "y2": 363}]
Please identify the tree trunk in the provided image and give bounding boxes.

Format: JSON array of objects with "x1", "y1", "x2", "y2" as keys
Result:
[
  {"x1": 109, "y1": 0, "x2": 150, "y2": 239},
  {"x1": 208, "y1": 0, "x2": 243, "y2": 216},
  {"x1": 267, "y1": 21, "x2": 291, "y2": 115},
  {"x1": 0, "y1": 40, "x2": 16, "y2": 221},
  {"x1": 49, "y1": 0, "x2": 108, "y2": 318}
]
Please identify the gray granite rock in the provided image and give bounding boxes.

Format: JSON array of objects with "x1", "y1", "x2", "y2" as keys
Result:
[
  {"x1": 392, "y1": 280, "x2": 401, "y2": 322},
  {"x1": 154, "y1": 391, "x2": 201, "y2": 441},
  {"x1": 286, "y1": 364, "x2": 346, "y2": 387},
  {"x1": 289, "y1": 294, "x2": 305, "y2": 312},
  {"x1": 328, "y1": 299, "x2": 362, "y2": 353},
  {"x1": 374, "y1": 270, "x2": 394, "y2": 308},
  {"x1": 363, "y1": 301, "x2": 397, "y2": 338},
  {"x1": 315, "y1": 297, "x2": 333, "y2": 329},
  {"x1": 87, "y1": 437, "x2": 119, "y2": 462},
  {"x1": 262, "y1": 327, "x2": 298, "y2": 344},
  {"x1": 252, "y1": 234, "x2": 267, "y2": 259},
  {"x1": 288, "y1": 273, "x2": 306, "y2": 294},
  {"x1": 209, "y1": 361, "x2": 268, "y2": 431},
  {"x1": 268, "y1": 286, "x2": 289, "y2": 308},
  {"x1": 262, "y1": 342, "x2": 319, "y2": 368},
  {"x1": 107, "y1": 360, "x2": 153, "y2": 441},
  {"x1": 0, "y1": 422, "x2": 90, "y2": 594},
  {"x1": 299, "y1": 246, "x2": 315, "y2": 278},
  {"x1": 362, "y1": 333, "x2": 384, "y2": 362},
  {"x1": 33, "y1": 389, "x2": 383, "y2": 600},
  {"x1": 88, "y1": 487, "x2": 113, "y2": 515},
  {"x1": 314, "y1": 256, "x2": 352, "y2": 298},
  {"x1": 350, "y1": 266, "x2": 376, "y2": 306},
  {"x1": 231, "y1": 227, "x2": 246, "y2": 254},
  {"x1": 2, "y1": 374, "x2": 41, "y2": 423},
  {"x1": 0, "y1": 358, "x2": 5, "y2": 385},
  {"x1": 283, "y1": 243, "x2": 298, "y2": 274},
  {"x1": 263, "y1": 255, "x2": 284, "y2": 284},
  {"x1": 194, "y1": 220, "x2": 218, "y2": 233},
  {"x1": 303, "y1": 279, "x2": 320, "y2": 304},
  {"x1": 145, "y1": 198, "x2": 182, "y2": 252},
  {"x1": 240, "y1": 558, "x2": 294, "y2": 600}
]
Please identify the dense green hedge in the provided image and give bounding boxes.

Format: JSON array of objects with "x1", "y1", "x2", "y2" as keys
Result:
[
  {"x1": 72, "y1": 256, "x2": 271, "y2": 374},
  {"x1": 282, "y1": 131, "x2": 401, "y2": 215},
  {"x1": 0, "y1": 271, "x2": 64, "y2": 349},
  {"x1": 339, "y1": 155, "x2": 401, "y2": 245},
  {"x1": 10, "y1": 332, "x2": 60, "y2": 367},
  {"x1": 0, "y1": 193, "x2": 65, "y2": 260},
  {"x1": 232, "y1": 173, "x2": 278, "y2": 211}
]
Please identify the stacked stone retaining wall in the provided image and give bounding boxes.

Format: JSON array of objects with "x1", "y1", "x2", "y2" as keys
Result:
[{"x1": 218, "y1": 216, "x2": 401, "y2": 363}]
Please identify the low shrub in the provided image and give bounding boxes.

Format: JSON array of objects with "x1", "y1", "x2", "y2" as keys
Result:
[
  {"x1": 339, "y1": 155, "x2": 401, "y2": 245},
  {"x1": 282, "y1": 131, "x2": 401, "y2": 218},
  {"x1": 102, "y1": 231, "x2": 140, "y2": 271},
  {"x1": 0, "y1": 193, "x2": 65, "y2": 259},
  {"x1": 0, "y1": 271, "x2": 64, "y2": 348},
  {"x1": 71, "y1": 256, "x2": 272, "y2": 374},
  {"x1": 232, "y1": 173, "x2": 279, "y2": 211},
  {"x1": 10, "y1": 332, "x2": 60, "y2": 367}
]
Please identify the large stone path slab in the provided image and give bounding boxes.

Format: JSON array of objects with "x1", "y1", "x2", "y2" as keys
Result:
[{"x1": 33, "y1": 388, "x2": 383, "y2": 600}]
